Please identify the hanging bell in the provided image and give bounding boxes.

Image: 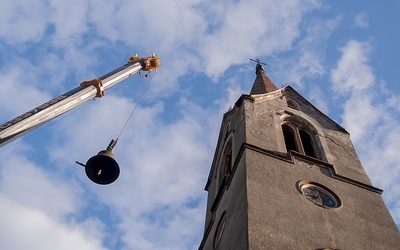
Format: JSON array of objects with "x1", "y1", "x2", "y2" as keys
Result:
[{"x1": 76, "y1": 140, "x2": 120, "y2": 185}]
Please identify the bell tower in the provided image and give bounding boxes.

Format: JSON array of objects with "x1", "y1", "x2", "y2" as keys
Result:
[{"x1": 198, "y1": 62, "x2": 400, "y2": 249}]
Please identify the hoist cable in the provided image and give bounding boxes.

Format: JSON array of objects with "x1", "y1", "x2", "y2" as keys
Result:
[{"x1": 112, "y1": 71, "x2": 156, "y2": 148}]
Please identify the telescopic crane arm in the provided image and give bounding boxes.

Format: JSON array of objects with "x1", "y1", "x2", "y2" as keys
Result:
[{"x1": 0, "y1": 54, "x2": 160, "y2": 148}]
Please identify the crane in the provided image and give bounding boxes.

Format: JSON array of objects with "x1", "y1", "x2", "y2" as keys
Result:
[
  {"x1": 0, "y1": 53, "x2": 160, "y2": 185},
  {"x1": 0, "y1": 53, "x2": 159, "y2": 148}
]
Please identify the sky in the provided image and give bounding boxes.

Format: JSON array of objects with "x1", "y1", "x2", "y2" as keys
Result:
[{"x1": 0, "y1": 0, "x2": 399, "y2": 249}]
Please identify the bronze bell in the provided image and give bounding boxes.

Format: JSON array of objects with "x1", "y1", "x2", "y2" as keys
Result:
[{"x1": 77, "y1": 140, "x2": 120, "y2": 185}]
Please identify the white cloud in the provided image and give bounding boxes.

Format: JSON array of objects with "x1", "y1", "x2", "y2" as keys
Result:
[
  {"x1": 0, "y1": 145, "x2": 106, "y2": 249},
  {"x1": 0, "y1": 0, "x2": 323, "y2": 99},
  {"x1": 0, "y1": 65, "x2": 51, "y2": 118},
  {"x1": 272, "y1": 15, "x2": 341, "y2": 89},
  {"x1": 357, "y1": 116, "x2": 400, "y2": 225},
  {"x1": 119, "y1": 201, "x2": 205, "y2": 249},
  {"x1": 85, "y1": 0, "x2": 322, "y2": 82},
  {"x1": 331, "y1": 40, "x2": 375, "y2": 94},
  {"x1": 340, "y1": 92, "x2": 380, "y2": 143},
  {"x1": 0, "y1": 0, "x2": 91, "y2": 46},
  {"x1": 0, "y1": 1, "x2": 49, "y2": 43},
  {"x1": 0, "y1": 194, "x2": 105, "y2": 250},
  {"x1": 0, "y1": 152, "x2": 83, "y2": 217},
  {"x1": 386, "y1": 95, "x2": 400, "y2": 113},
  {"x1": 308, "y1": 86, "x2": 329, "y2": 114},
  {"x1": 199, "y1": 0, "x2": 319, "y2": 79},
  {"x1": 47, "y1": 0, "x2": 89, "y2": 46},
  {"x1": 330, "y1": 40, "x2": 378, "y2": 143},
  {"x1": 0, "y1": 46, "x2": 103, "y2": 120},
  {"x1": 331, "y1": 39, "x2": 400, "y2": 227},
  {"x1": 355, "y1": 12, "x2": 369, "y2": 28}
]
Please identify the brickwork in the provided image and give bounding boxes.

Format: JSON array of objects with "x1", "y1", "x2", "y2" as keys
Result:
[{"x1": 249, "y1": 68, "x2": 278, "y2": 94}]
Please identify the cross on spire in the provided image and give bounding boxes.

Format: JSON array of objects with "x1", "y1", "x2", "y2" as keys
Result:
[
  {"x1": 249, "y1": 58, "x2": 278, "y2": 94},
  {"x1": 250, "y1": 58, "x2": 267, "y2": 75}
]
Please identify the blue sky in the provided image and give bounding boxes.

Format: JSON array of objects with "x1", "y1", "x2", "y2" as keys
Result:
[{"x1": 0, "y1": 0, "x2": 399, "y2": 249}]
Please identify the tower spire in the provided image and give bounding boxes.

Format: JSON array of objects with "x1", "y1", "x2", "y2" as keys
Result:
[{"x1": 249, "y1": 59, "x2": 278, "y2": 95}]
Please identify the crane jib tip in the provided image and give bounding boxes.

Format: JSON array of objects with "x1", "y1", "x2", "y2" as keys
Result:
[{"x1": 128, "y1": 53, "x2": 160, "y2": 72}]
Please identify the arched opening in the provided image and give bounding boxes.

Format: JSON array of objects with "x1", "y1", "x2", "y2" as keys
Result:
[
  {"x1": 216, "y1": 140, "x2": 232, "y2": 191},
  {"x1": 281, "y1": 122, "x2": 319, "y2": 159},
  {"x1": 299, "y1": 130, "x2": 316, "y2": 158},
  {"x1": 213, "y1": 211, "x2": 227, "y2": 249},
  {"x1": 282, "y1": 124, "x2": 297, "y2": 152}
]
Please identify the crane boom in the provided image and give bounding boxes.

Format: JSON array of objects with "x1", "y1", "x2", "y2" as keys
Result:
[{"x1": 0, "y1": 54, "x2": 160, "y2": 148}]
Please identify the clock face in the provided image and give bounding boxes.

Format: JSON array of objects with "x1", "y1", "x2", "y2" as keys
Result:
[{"x1": 299, "y1": 182, "x2": 340, "y2": 208}]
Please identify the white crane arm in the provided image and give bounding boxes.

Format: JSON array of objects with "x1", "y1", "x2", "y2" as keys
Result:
[{"x1": 0, "y1": 54, "x2": 160, "y2": 148}]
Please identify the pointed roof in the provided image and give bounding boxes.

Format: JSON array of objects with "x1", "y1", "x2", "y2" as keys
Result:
[{"x1": 250, "y1": 63, "x2": 278, "y2": 95}]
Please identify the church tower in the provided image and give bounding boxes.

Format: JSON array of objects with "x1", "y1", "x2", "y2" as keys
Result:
[{"x1": 198, "y1": 62, "x2": 400, "y2": 249}]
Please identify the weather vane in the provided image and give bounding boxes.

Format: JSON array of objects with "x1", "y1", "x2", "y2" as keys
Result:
[{"x1": 250, "y1": 58, "x2": 267, "y2": 75}]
